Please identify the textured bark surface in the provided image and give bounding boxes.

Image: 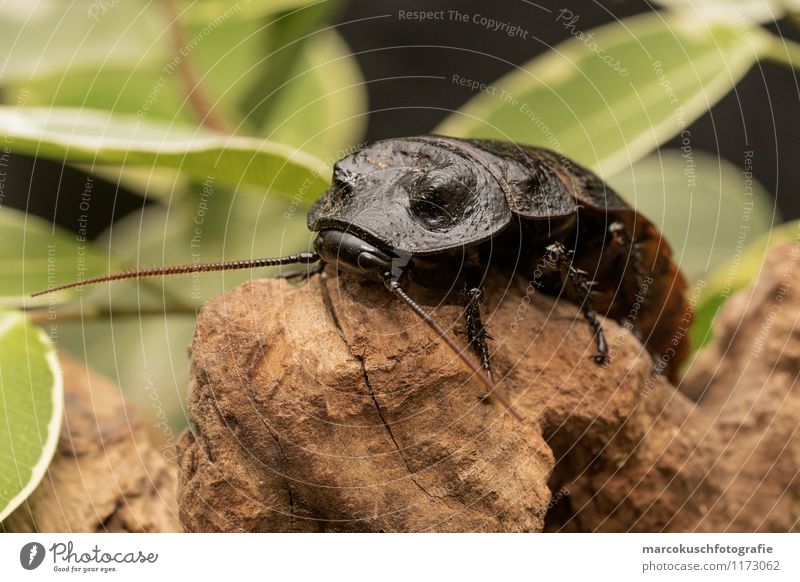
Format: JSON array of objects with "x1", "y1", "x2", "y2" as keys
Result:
[
  {"x1": 681, "y1": 242, "x2": 800, "y2": 532},
  {"x1": 3, "y1": 355, "x2": 181, "y2": 533},
  {"x1": 178, "y1": 244, "x2": 800, "y2": 532}
]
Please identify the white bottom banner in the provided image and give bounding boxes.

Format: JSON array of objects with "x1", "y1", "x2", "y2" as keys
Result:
[{"x1": 1, "y1": 533, "x2": 798, "y2": 581}]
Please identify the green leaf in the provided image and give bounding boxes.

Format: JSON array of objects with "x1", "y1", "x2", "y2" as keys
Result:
[
  {"x1": 240, "y1": 2, "x2": 338, "y2": 127},
  {"x1": 652, "y1": 0, "x2": 799, "y2": 23},
  {"x1": 0, "y1": 107, "x2": 331, "y2": 199},
  {"x1": 1, "y1": 1, "x2": 363, "y2": 177},
  {"x1": 609, "y1": 150, "x2": 776, "y2": 279},
  {"x1": 692, "y1": 220, "x2": 800, "y2": 349},
  {"x1": 760, "y1": 33, "x2": 800, "y2": 71},
  {"x1": 258, "y1": 31, "x2": 368, "y2": 160},
  {"x1": 3, "y1": 17, "x2": 251, "y2": 134},
  {"x1": 0, "y1": 0, "x2": 320, "y2": 86},
  {"x1": 436, "y1": 11, "x2": 770, "y2": 177},
  {"x1": 0, "y1": 311, "x2": 63, "y2": 522},
  {"x1": 0, "y1": 207, "x2": 111, "y2": 307},
  {"x1": 0, "y1": 1, "x2": 165, "y2": 84},
  {"x1": 179, "y1": 5, "x2": 367, "y2": 159},
  {"x1": 179, "y1": 5, "x2": 293, "y2": 128},
  {"x1": 1, "y1": 1, "x2": 341, "y2": 135},
  {"x1": 236, "y1": 1, "x2": 340, "y2": 129},
  {"x1": 180, "y1": 0, "x2": 321, "y2": 25},
  {"x1": 12, "y1": 67, "x2": 193, "y2": 125}
]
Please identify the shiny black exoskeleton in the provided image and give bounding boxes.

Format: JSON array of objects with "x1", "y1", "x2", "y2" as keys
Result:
[{"x1": 309, "y1": 136, "x2": 689, "y2": 382}]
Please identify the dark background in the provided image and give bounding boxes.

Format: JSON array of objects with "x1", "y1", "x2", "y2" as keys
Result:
[{"x1": 4, "y1": 0, "x2": 800, "y2": 235}]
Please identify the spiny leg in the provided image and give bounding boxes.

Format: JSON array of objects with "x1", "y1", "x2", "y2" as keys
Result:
[
  {"x1": 461, "y1": 253, "x2": 494, "y2": 380},
  {"x1": 462, "y1": 284, "x2": 494, "y2": 381},
  {"x1": 544, "y1": 242, "x2": 608, "y2": 365},
  {"x1": 382, "y1": 271, "x2": 521, "y2": 420}
]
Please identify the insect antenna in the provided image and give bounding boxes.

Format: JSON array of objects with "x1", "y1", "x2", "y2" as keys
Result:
[
  {"x1": 383, "y1": 274, "x2": 522, "y2": 421},
  {"x1": 31, "y1": 252, "x2": 321, "y2": 297}
]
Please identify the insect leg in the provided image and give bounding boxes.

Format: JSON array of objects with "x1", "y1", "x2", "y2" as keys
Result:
[
  {"x1": 544, "y1": 242, "x2": 608, "y2": 365},
  {"x1": 382, "y1": 271, "x2": 521, "y2": 420},
  {"x1": 462, "y1": 284, "x2": 494, "y2": 380}
]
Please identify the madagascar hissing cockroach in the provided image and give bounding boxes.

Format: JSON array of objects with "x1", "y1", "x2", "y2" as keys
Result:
[{"x1": 35, "y1": 136, "x2": 691, "y2": 420}]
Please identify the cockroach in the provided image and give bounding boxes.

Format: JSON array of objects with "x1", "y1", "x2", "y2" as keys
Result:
[{"x1": 35, "y1": 136, "x2": 690, "y2": 419}]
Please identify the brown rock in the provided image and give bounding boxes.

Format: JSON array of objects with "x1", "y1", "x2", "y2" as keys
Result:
[
  {"x1": 178, "y1": 242, "x2": 800, "y2": 532},
  {"x1": 3, "y1": 355, "x2": 181, "y2": 532},
  {"x1": 555, "y1": 241, "x2": 800, "y2": 532},
  {"x1": 681, "y1": 241, "x2": 800, "y2": 532},
  {"x1": 179, "y1": 268, "x2": 654, "y2": 531}
]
